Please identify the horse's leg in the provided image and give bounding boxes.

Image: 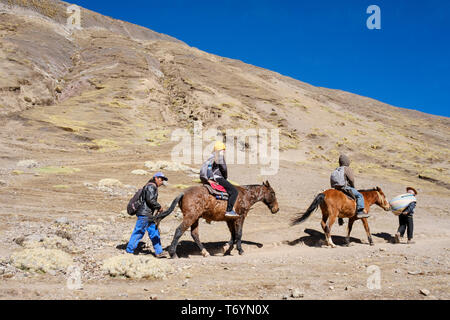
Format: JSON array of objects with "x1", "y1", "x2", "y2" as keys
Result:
[
  {"x1": 326, "y1": 213, "x2": 337, "y2": 248},
  {"x1": 320, "y1": 213, "x2": 332, "y2": 247},
  {"x1": 361, "y1": 218, "x2": 374, "y2": 246},
  {"x1": 168, "y1": 221, "x2": 189, "y2": 258},
  {"x1": 190, "y1": 219, "x2": 209, "y2": 257},
  {"x1": 223, "y1": 220, "x2": 236, "y2": 255},
  {"x1": 345, "y1": 217, "x2": 356, "y2": 246},
  {"x1": 235, "y1": 219, "x2": 245, "y2": 255}
]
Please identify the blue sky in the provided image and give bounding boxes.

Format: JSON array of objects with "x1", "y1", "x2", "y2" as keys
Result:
[{"x1": 71, "y1": 0, "x2": 450, "y2": 117}]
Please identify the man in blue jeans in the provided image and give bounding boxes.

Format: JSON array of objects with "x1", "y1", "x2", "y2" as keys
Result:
[{"x1": 126, "y1": 172, "x2": 169, "y2": 258}]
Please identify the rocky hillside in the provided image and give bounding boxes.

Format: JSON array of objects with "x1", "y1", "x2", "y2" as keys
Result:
[{"x1": 0, "y1": 0, "x2": 449, "y2": 190}]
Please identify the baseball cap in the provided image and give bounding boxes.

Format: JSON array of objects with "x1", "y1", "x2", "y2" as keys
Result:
[{"x1": 153, "y1": 172, "x2": 168, "y2": 181}]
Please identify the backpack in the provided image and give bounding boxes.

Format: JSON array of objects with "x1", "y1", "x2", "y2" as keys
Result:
[
  {"x1": 199, "y1": 154, "x2": 215, "y2": 184},
  {"x1": 127, "y1": 182, "x2": 155, "y2": 215},
  {"x1": 330, "y1": 166, "x2": 347, "y2": 188}
]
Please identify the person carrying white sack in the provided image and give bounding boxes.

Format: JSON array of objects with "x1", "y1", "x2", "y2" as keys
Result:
[{"x1": 390, "y1": 187, "x2": 418, "y2": 244}]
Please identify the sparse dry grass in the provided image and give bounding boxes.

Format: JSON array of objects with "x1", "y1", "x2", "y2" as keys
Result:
[{"x1": 7, "y1": 0, "x2": 61, "y2": 18}]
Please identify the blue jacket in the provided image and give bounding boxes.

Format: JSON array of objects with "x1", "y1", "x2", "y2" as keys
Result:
[{"x1": 402, "y1": 201, "x2": 416, "y2": 216}]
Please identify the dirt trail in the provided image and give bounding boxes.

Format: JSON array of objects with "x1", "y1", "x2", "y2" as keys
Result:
[{"x1": 0, "y1": 150, "x2": 448, "y2": 300}]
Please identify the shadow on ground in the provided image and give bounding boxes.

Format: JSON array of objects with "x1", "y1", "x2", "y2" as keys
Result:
[
  {"x1": 167, "y1": 240, "x2": 263, "y2": 258},
  {"x1": 116, "y1": 242, "x2": 157, "y2": 256},
  {"x1": 116, "y1": 240, "x2": 264, "y2": 258},
  {"x1": 373, "y1": 232, "x2": 395, "y2": 243},
  {"x1": 286, "y1": 228, "x2": 363, "y2": 247}
]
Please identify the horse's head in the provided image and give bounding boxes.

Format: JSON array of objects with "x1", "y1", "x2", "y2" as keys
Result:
[
  {"x1": 262, "y1": 180, "x2": 279, "y2": 214},
  {"x1": 374, "y1": 186, "x2": 390, "y2": 211}
]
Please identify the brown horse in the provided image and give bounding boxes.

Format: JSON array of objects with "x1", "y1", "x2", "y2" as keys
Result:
[
  {"x1": 152, "y1": 181, "x2": 279, "y2": 258},
  {"x1": 291, "y1": 187, "x2": 390, "y2": 247}
]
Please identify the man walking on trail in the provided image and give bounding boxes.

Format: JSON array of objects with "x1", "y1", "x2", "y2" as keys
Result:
[
  {"x1": 330, "y1": 154, "x2": 369, "y2": 219},
  {"x1": 126, "y1": 172, "x2": 169, "y2": 258},
  {"x1": 394, "y1": 187, "x2": 418, "y2": 244}
]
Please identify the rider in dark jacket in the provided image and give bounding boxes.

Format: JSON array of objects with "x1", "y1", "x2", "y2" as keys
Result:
[
  {"x1": 135, "y1": 180, "x2": 161, "y2": 217},
  {"x1": 126, "y1": 172, "x2": 168, "y2": 258}
]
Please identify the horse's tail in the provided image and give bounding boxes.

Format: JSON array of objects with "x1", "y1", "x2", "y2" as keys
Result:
[
  {"x1": 291, "y1": 193, "x2": 325, "y2": 225},
  {"x1": 151, "y1": 193, "x2": 184, "y2": 223}
]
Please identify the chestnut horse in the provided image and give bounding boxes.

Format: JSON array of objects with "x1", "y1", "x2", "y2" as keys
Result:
[
  {"x1": 291, "y1": 187, "x2": 390, "y2": 247},
  {"x1": 152, "y1": 181, "x2": 279, "y2": 258}
]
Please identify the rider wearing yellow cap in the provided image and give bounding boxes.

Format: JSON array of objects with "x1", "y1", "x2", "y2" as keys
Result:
[{"x1": 210, "y1": 141, "x2": 239, "y2": 217}]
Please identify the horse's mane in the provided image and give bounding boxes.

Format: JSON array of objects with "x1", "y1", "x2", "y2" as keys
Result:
[
  {"x1": 242, "y1": 184, "x2": 262, "y2": 188},
  {"x1": 358, "y1": 188, "x2": 378, "y2": 192}
]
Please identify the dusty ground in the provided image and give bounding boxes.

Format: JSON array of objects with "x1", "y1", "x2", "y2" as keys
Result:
[
  {"x1": 0, "y1": 145, "x2": 448, "y2": 300},
  {"x1": 0, "y1": 0, "x2": 449, "y2": 300}
]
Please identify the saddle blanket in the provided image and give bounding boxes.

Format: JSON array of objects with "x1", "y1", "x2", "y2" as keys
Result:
[{"x1": 204, "y1": 183, "x2": 229, "y2": 200}]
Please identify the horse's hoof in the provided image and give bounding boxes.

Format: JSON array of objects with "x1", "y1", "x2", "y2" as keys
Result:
[
  {"x1": 330, "y1": 244, "x2": 337, "y2": 248},
  {"x1": 369, "y1": 242, "x2": 375, "y2": 246},
  {"x1": 201, "y1": 249, "x2": 210, "y2": 257},
  {"x1": 169, "y1": 252, "x2": 178, "y2": 259},
  {"x1": 238, "y1": 250, "x2": 244, "y2": 255}
]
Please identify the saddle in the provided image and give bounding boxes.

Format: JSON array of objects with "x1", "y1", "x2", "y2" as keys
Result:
[
  {"x1": 203, "y1": 182, "x2": 229, "y2": 200},
  {"x1": 337, "y1": 188, "x2": 356, "y2": 201}
]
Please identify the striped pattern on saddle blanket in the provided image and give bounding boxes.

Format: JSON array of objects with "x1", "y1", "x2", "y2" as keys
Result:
[{"x1": 203, "y1": 182, "x2": 229, "y2": 200}]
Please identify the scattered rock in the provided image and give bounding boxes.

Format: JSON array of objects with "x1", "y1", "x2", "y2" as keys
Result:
[
  {"x1": 55, "y1": 217, "x2": 70, "y2": 225},
  {"x1": 144, "y1": 160, "x2": 197, "y2": 173},
  {"x1": 345, "y1": 286, "x2": 354, "y2": 291},
  {"x1": 408, "y1": 270, "x2": 422, "y2": 275},
  {"x1": 17, "y1": 160, "x2": 38, "y2": 168},
  {"x1": 329, "y1": 286, "x2": 334, "y2": 290},
  {"x1": 131, "y1": 169, "x2": 148, "y2": 175},
  {"x1": 0, "y1": 180, "x2": 7, "y2": 186},
  {"x1": 55, "y1": 230, "x2": 72, "y2": 241},
  {"x1": 14, "y1": 234, "x2": 44, "y2": 246},
  {"x1": 119, "y1": 210, "x2": 133, "y2": 219},
  {"x1": 149, "y1": 295, "x2": 158, "y2": 300},
  {"x1": 282, "y1": 295, "x2": 289, "y2": 300},
  {"x1": 290, "y1": 288, "x2": 304, "y2": 298},
  {"x1": 98, "y1": 179, "x2": 123, "y2": 188},
  {"x1": 420, "y1": 289, "x2": 430, "y2": 296},
  {"x1": 379, "y1": 248, "x2": 386, "y2": 252}
]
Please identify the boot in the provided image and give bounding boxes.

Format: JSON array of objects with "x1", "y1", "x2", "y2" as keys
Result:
[
  {"x1": 356, "y1": 209, "x2": 370, "y2": 219},
  {"x1": 225, "y1": 210, "x2": 239, "y2": 218},
  {"x1": 155, "y1": 251, "x2": 169, "y2": 259},
  {"x1": 407, "y1": 239, "x2": 415, "y2": 244}
]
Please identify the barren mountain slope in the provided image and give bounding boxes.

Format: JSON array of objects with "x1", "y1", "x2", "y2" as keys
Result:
[{"x1": 0, "y1": 0, "x2": 449, "y2": 190}]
